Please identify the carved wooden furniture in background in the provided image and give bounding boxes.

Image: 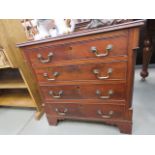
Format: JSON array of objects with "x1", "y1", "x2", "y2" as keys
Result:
[
  {"x1": 140, "y1": 19, "x2": 155, "y2": 79},
  {"x1": 17, "y1": 20, "x2": 144, "y2": 134},
  {"x1": 0, "y1": 20, "x2": 43, "y2": 119}
]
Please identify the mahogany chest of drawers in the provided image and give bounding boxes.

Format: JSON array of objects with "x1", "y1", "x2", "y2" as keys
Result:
[{"x1": 17, "y1": 20, "x2": 144, "y2": 134}]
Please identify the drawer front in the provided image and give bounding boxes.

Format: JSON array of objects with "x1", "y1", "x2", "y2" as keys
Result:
[
  {"x1": 45, "y1": 102, "x2": 125, "y2": 120},
  {"x1": 25, "y1": 35, "x2": 128, "y2": 67},
  {"x1": 41, "y1": 83, "x2": 126, "y2": 101},
  {"x1": 35, "y1": 61, "x2": 127, "y2": 83}
]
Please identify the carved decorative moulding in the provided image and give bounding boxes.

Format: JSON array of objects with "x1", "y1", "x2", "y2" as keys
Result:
[
  {"x1": 75, "y1": 19, "x2": 133, "y2": 31},
  {"x1": 86, "y1": 19, "x2": 133, "y2": 29},
  {"x1": 0, "y1": 47, "x2": 11, "y2": 68}
]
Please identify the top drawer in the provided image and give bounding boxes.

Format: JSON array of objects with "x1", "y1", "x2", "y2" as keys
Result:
[{"x1": 25, "y1": 34, "x2": 128, "y2": 67}]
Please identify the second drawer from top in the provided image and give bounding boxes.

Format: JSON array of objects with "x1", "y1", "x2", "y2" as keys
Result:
[{"x1": 35, "y1": 61, "x2": 127, "y2": 84}]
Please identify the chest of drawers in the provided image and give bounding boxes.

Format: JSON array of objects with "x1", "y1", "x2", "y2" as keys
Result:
[{"x1": 17, "y1": 20, "x2": 144, "y2": 134}]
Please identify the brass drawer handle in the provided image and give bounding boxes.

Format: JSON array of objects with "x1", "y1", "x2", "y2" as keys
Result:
[
  {"x1": 93, "y1": 68, "x2": 113, "y2": 79},
  {"x1": 55, "y1": 108, "x2": 68, "y2": 116},
  {"x1": 43, "y1": 72, "x2": 59, "y2": 81},
  {"x1": 37, "y1": 52, "x2": 53, "y2": 63},
  {"x1": 96, "y1": 90, "x2": 113, "y2": 99},
  {"x1": 49, "y1": 90, "x2": 63, "y2": 99},
  {"x1": 90, "y1": 44, "x2": 113, "y2": 57},
  {"x1": 97, "y1": 110, "x2": 114, "y2": 119}
]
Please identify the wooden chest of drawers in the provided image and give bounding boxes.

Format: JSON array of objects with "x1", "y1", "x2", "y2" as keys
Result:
[{"x1": 17, "y1": 20, "x2": 144, "y2": 134}]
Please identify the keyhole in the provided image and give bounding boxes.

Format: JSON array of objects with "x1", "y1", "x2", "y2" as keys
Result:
[
  {"x1": 76, "y1": 86, "x2": 80, "y2": 89},
  {"x1": 76, "y1": 86, "x2": 80, "y2": 94},
  {"x1": 69, "y1": 46, "x2": 72, "y2": 50}
]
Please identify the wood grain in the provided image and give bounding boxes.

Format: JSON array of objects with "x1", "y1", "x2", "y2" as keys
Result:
[
  {"x1": 0, "y1": 89, "x2": 35, "y2": 107},
  {"x1": 40, "y1": 83, "x2": 126, "y2": 101},
  {"x1": 19, "y1": 20, "x2": 144, "y2": 133},
  {"x1": 0, "y1": 20, "x2": 43, "y2": 119},
  {"x1": 35, "y1": 61, "x2": 127, "y2": 84}
]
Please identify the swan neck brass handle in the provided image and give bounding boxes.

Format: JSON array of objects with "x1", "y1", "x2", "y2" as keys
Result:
[
  {"x1": 49, "y1": 90, "x2": 63, "y2": 99},
  {"x1": 97, "y1": 110, "x2": 114, "y2": 119},
  {"x1": 96, "y1": 89, "x2": 113, "y2": 99},
  {"x1": 43, "y1": 72, "x2": 59, "y2": 81},
  {"x1": 90, "y1": 44, "x2": 113, "y2": 57},
  {"x1": 55, "y1": 108, "x2": 68, "y2": 116},
  {"x1": 93, "y1": 68, "x2": 113, "y2": 80},
  {"x1": 37, "y1": 52, "x2": 53, "y2": 63}
]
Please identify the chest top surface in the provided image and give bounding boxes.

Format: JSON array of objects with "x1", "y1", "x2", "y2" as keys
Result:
[{"x1": 17, "y1": 20, "x2": 145, "y2": 49}]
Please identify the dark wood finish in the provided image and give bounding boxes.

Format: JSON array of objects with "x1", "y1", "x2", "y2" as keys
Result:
[
  {"x1": 45, "y1": 102, "x2": 125, "y2": 120},
  {"x1": 24, "y1": 33, "x2": 128, "y2": 68},
  {"x1": 140, "y1": 20, "x2": 154, "y2": 79},
  {"x1": 18, "y1": 20, "x2": 144, "y2": 134},
  {"x1": 40, "y1": 83, "x2": 126, "y2": 101},
  {"x1": 35, "y1": 61, "x2": 127, "y2": 84}
]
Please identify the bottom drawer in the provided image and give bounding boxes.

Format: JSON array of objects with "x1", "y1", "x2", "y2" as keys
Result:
[{"x1": 45, "y1": 102, "x2": 125, "y2": 120}]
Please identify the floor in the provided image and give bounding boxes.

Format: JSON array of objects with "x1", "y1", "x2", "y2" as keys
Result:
[{"x1": 0, "y1": 67, "x2": 155, "y2": 135}]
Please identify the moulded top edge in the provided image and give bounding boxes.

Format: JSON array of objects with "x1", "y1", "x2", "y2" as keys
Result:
[{"x1": 16, "y1": 20, "x2": 145, "y2": 48}]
